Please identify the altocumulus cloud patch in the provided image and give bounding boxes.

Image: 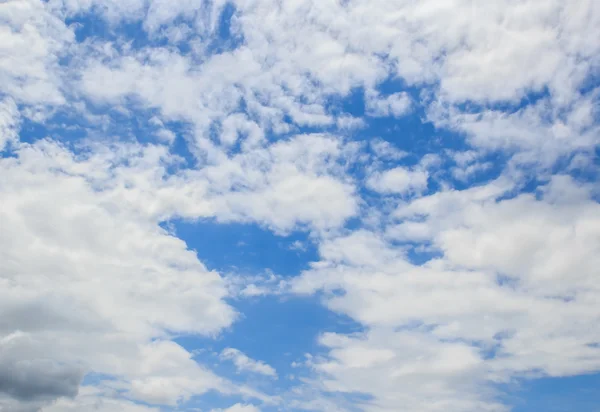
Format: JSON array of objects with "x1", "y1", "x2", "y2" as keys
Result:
[{"x1": 0, "y1": 1, "x2": 599, "y2": 411}]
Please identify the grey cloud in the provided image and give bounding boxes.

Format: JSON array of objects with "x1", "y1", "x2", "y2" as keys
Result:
[
  {"x1": 0, "y1": 300, "x2": 110, "y2": 335},
  {"x1": 0, "y1": 358, "x2": 83, "y2": 402}
]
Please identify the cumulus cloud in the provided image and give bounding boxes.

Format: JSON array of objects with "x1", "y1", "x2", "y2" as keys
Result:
[
  {"x1": 2, "y1": 0, "x2": 600, "y2": 411},
  {"x1": 55, "y1": 0, "x2": 600, "y2": 167},
  {"x1": 0, "y1": 334, "x2": 83, "y2": 402},
  {"x1": 0, "y1": 141, "x2": 256, "y2": 409},
  {"x1": 203, "y1": 133, "x2": 358, "y2": 233},
  {"x1": 366, "y1": 167, "x2": 429, "y2": 195},
  {"x1": 292, "y1": 176, "x2": 600, "y2": 411},
  {"x1": 0, "y1": 0, "x2": 73, "y2": 106},
  {"x1": 428, "y1": 95, "x2": 600, "y2": 165},
  {"x1": 0, "y1": 133, "x2": 346, "y2": 409}
]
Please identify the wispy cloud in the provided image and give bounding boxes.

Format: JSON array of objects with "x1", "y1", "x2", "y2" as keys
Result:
[{"x1": 220, "y1": 348, "x2": 277, "y2": 378}]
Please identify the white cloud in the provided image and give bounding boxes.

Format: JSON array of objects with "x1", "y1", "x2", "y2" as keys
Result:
[
  {"x1": 70, "y1": 0, "x2": 600, "y2": 169},
  {"x1": 40, "y1": 386, "x2": 160, "y2": 412},
  {"x1": 200, "y1": 133, "x2": 358, "y2": 233},
  {"x1": 3, "y1": 1, "x2": 600, "y2": 411},
  {"x1": 235, "y1": 0, "x2": 598, "y2": 106},
  {"x1": 0, "y1": 0, "x2": 73, "y2": 106},
  {"x1": 445, "y1": 150, "x2": 493, "y2": 182},
  {"x1": 313, "y1": 330, "x2": 506, "y2": 412},
  {"x1": 414, "y1": 176, "x2": 600, "y2": 299},
  {"x1": 220, "y1": 113, "x2": 265, "y2": 148},
  {"x1": 428, "y1": 96, "x2": 600, "y2": 164},
  {"x1": 221, "y1": 348, "x2": 277, "y2": 378},
  {"x1": 369, "y1": 139, "x2": 408, "y2": 161},
  {"x1": 365, "y1": 91, "x2": 412, "y2": 118},
  {"x1": 291, "y1": 176, "x2": 600, "y2": 411},
  {"x1": 289, "y1": 240, "x2": 307, "y2": 252},
  {"x1": 78, "y1": 43, "x2": 335, "y2": 149},
  {"x1": 225, "y1": 271, "x2": 285, "y2": 299},
  {"x1": 336, "y1": 115, "x2": 366, "y2": 131},
  {"x1": 211, "y1": 403, "x2": 261, "y2": 412},
  {"x1": 366, "y1": 167, "x2": 428, "y2": 196},
  {"x1": 0, "y1": 140, "x2": 270, "y2": 409},
  {"x1": 16, "y1": 133, "x2": 357, "y2": 234},
  {"x1": 55, "y1": 0, "x2": 147, "y2": 23}
]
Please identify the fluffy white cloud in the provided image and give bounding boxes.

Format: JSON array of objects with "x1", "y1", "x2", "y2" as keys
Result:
[
  {"x1": 428, "y1": 96, "x2": 600, "y2": 165},
  {"x1": 27, "y1": 133, "x2": 356, "y2": 234},
  {"x1": 366, "y1": 167, "x2": 428, "y2": 195},
  {"x1": 2, "y1": 1, "x2": 600, "y2": 411},
  {"x1": 314, "y1": 330, "x2": 506, "y2": 412},
  {"x1": 365, "y1": 91, "x2": 412, "y2": 118},
  {"x1": 0, "y1": 132, "x2": 352, "y2": 409},
  {"x1": 0, "y1": 141, "x2": 265, "y2": 410},
  {"x1": 61, "y1": 0, "x2": 600, "y2": 166},
  {"x1": 0, "y1": 0, "x2": 73, "y2": 106},
  {"x1": 202, "y1": 134, "x2": 358, "y2": 233},
  {"x1": 30, "y1": 0, "x2": 597, "y2": 126},
  {"x1": 292, "y1": 176, "x2": 600, "y2": 411}
]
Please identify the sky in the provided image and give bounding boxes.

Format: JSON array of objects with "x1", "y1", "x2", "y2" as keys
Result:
[{"x1": 0, "y1": 1, "x2": 599, "y2": 411}]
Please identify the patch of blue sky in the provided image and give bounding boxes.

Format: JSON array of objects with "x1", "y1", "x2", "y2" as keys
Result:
[
  {"x1": 335, "y1": 82, "x2": 507, "y2": 177},
  {"x1": 167, "y1": 217, "x2": 366, "y2": 386},
  {"x1": 16, "y1": 103, "x2": 147, "y2": 149},
  {"x1": 454, "y1": 86, "x2": 552, "y2": 115},
  {"x1": 67, "y1": 13, "x2": 112, "y2": 44},
  {"x1": 400, "y1": 241, "x2": 443, "y2": 266},
  {"x1": 165, "y1": 122, "x2": 200, "y2": 168},
  {"x1": 174, "y1": 294, "x2": 364, "y2": 401},
  {"x1": 81, "y1": 372, "x2": 118, "y2": 387},
  {"x1": 166, "y1": 218, "x2": 366, "y2": 387},
  {"x1": 88, "y1": 104, "x2": 187, "y2": 150},
  {"x1": 166, "y1": 219, "x2": 318, "y2": 276},
  {"x1": 208, "y1": 2, "x2": 245, "y2": 55},
  {"x1": 12, "y1": 109, "x2": 88, "y2": 152},
  {"x1": 24, "y1": 99, "x2": 198, "y2": 168},
  {"x1": 500, "y1": 373, "x2": 600, "y2": 412},
  {"x1": 553, "y1": 148, "x2": 600, "y2": 185},
  {"x1": 579, "y1": 66, "x2": 600, "y2": 94}
]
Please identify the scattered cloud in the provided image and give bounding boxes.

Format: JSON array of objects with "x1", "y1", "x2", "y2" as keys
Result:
[
  {"x1": 292, "y1": 176, "x2": 600, "y2": 411},
  {"x1": 1, "y1": 1, "x2": 599, "y2": 411}
]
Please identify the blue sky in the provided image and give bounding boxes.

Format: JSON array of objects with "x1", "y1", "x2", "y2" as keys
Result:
[{"x1": 1, "y1": 1, "x2": 600, "y2": 412}]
